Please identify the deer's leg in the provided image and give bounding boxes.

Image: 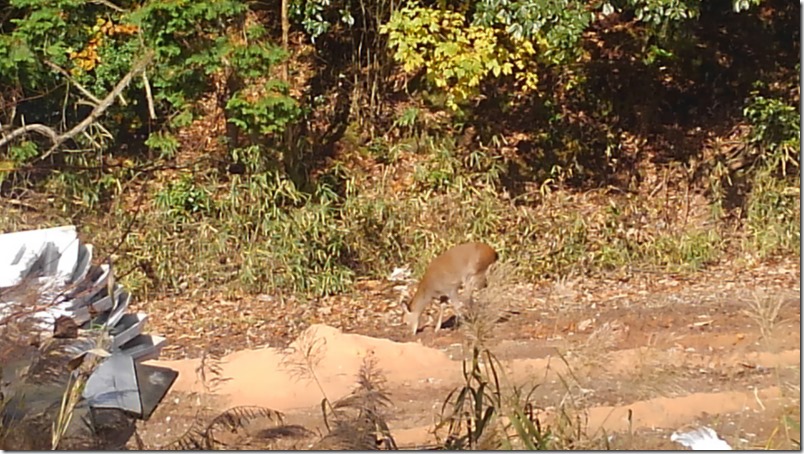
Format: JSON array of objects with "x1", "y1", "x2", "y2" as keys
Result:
[
  {"x1": 444, "y1": 289, "x2": 464, "y2": 330},
  {"x1": 461, "y1": 275, "x2": 478, "y2": 307},
  {"x1": 435, "y1": 302, "x2": 445, "y2": 332}
]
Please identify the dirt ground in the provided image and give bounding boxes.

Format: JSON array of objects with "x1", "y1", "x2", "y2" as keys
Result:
[{"x1": 132, "y1": 256, "x2": 800, "y2": 450}]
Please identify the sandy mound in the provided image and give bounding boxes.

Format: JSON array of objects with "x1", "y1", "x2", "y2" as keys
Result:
[
  {"x1": 149, "y1": 324, "x2": 458, "y2": 412},
  {"x1": 135, "y1": 265, "x2": 799, "y2": 449},
  {"x1": 143, "y1": 320, "x2": 799, "y2": 448}
]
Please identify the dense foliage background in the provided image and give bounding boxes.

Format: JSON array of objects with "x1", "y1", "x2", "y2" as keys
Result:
[{"x1": 0, "y1": 0, "x2": 799, "y2": 299}]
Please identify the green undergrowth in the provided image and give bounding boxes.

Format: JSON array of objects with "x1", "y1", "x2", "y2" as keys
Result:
[
  {"x1": 2, "y1": 129, "x2": 792, "y2": 301},
  {"x1": 1, "y1": 103, "x2": 799, "y2": 300},
  {"x1": 742, "y1": 168, "x2": 800, "y2": 259}
]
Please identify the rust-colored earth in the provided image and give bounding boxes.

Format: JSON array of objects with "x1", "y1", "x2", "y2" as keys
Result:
[{"x1": 133, "y1": 257, "x2": 800, "y2": 449}]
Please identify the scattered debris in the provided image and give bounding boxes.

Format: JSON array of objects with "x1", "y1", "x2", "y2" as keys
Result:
[
  {"x1": 0, "y1": 225, "x2": 178, "y2": 449},
  {"x1": 577, "y1": 318, "x2": 594, "y2": 332},
  {"x1": 0, "y1": 226, "x2": 167, "y2": 360},
  {"x1": 670, "y1": 426, "x2": 732, "y2": 450},
  {"x1": 690, "y1": 320, "x2": 713, "y2": 328},
  {"x1": 388, "y1": 266, "x2": 412, "y2": 282}
]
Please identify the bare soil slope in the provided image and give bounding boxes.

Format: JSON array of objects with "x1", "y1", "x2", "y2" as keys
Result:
[{"x1": 135, "y1": 257, "x2": 800, "y2": 449}]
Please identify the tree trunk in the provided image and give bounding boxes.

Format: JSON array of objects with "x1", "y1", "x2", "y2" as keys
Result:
[
  {"x1": 281, "y1": 0, "x2": 294, "y2": 173},
  {"x1": 281, "y1": 0, "x2": 290, "y2": 82}
]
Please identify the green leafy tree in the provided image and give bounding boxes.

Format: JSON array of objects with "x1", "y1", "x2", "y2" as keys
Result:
[
  {"x1": 381, "y1": 4, "x2": 542, "y2": 110},
  {"x1": 0, "y1": 0, "x2": 298, "y2": 203}
]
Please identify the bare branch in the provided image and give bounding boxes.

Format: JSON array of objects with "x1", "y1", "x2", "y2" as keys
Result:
[
  {"x1": 142, "y1": 69, "x2": 156, "y2": 119},
  {"x1": 0, "y1": 51, "x2": 155, "y2": 156},
  {"x1": 89, "y1": 0, "x2": 125, "y2": 11},
  {"x1": 43, "y1": 60, "x2": 102, "y2": 106},
  {"x1": 44, "y1": 51, "x2": 154, "y2": 159},
  {"x1": 0, "y1": 123, "x2": 60, "y2": 147}
]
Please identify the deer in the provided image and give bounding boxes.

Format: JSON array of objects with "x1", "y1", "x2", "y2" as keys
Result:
[{"x1": 401, "y1": 242, "x2": 498, "y2": 336}]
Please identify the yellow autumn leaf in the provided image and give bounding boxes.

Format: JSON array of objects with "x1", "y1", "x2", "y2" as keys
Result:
[
  {"x1": 490, "y1": 62, "x2": 501, "y2": 77},
  {"x1": 0, "y1": 160, "x2": 15, "y2": 172}
]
